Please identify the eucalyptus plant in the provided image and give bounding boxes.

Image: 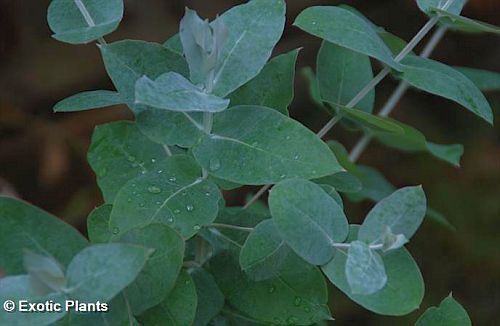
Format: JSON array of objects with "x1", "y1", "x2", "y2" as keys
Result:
[{"x1": 1, "y1": 0, "x2": 499, "y2": 325}]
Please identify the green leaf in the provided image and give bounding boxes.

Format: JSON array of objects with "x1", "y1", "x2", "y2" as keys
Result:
[
  {"x1": 100, "y1": 40, "x2": 188, "y2": 111},
  {"x1": 347, "y1": 165, "x2": 397, "y2": 202},
  {"x1": 210, "y1": 252, "x2": 332, "y2": 325},
  {"x1": 192, "y1": 268, "x2": 225, "y2": 326},
  {"x1": 301, "y1": 67, "x2": 326, "y2": 109},
  {"x1": 210, "y1": 0, "x2": 286, "y2": 97},
  {"x1": 432, "y1": 8, "x2": 500, "y2": 34},
  {"x1": 117, "y1": 224, "x2": 185, "y2": 314},
  {"x1": 322, "y1": 226, "x2": 424, "y2": 316},
  {"x1": 229, "y1": 49, "x2": 300, "y2": 115},
  {"x1": 335, "y1": 105, "x2": 404, "y2": 133},
  {"x1": 192, "y1": 105, "x2": 343, "y2": 185},
  {"x1": 65, "y1": 243, "x2": 151, "y2": 302},
  {"x1": 136, "y1": 110, "x2": 204, "y2": 147},
  {"x1": 0, "y1": 275, "x2": 67, "y2": 326},
  {"x1": 135, "y1": 72, "x2": 230, "y2": 112},
  {"x1": 109, "y1": 155, "x2": 222, "y2": 238},
  {"x1": 455, "y1": 67, "x2": 500, "y2": 92},
  {"x1": 416, "y1": 293, "x2": 472, "y2": 326},
  {"x1": 53, "y1": 90, "x2": 123, "y2": 112},
  {"x1": 23, "y1": 250, "x2": 66, "y2": 294},
  {"x1": 163, "y1": 34, "x2": 183, "y2": 55},
  {"x1": 0, "y1": 196, "x2": 87, "y2": 274},
  {"x1": 139, "y1": 270, "x2": 198, "y2": 326},
  {"x1": 345, "y1": 241, "x2": 387, "y2": 295},
  {"x1": 269, "y1": 179, "x2": 349, "y2": 265},
  {"x1": 316, "y1": 171, "x2": 363, "y2": 193},
  {"x1": 240, "y1": 219, "x2": 291, "y2": 281},
  {"x1": 86, "y1": 204, "x2": 113, "y2": 243},
  {"x1": 416, "y1": 0, "x2": 465, "y2": 15},
  {"x1": 318, "y1": 184, "x2": 344, "y2": 209},
  {"x1": 87, "y1": 121, "x2": 168, "y2": 202},
  {"x1": 397, "y1": 56, "x2": 493, "y2": 124},
  {"x1": 317, "y1": 41, "x2": 375, "y2": 113},
  {"x1": 47, "y1": 0, "x2": 123, "y2": 44},
  {"x1": 359, "y1": 186, "x2": 427, "y2": 243},
  {"x1": 294, "y1": 6, "x2": 400, "y2": 70}
]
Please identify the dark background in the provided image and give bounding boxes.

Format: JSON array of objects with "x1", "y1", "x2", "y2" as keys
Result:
[{"x1": 0, "y1": 0, "x2": 499, "y2": 324}]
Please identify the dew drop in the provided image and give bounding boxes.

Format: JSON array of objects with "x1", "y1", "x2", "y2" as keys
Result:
[
  {"x1": 287, "y1": 316, "x2": 298, "y2": 324},
  {"x1": 127, "y1": 198, "x2": 132, "y2": 203},
  {"x1": 155, "y1": 201, "x2": 161, "y2": 205},
  {"x1": 112, "y1": 227, "x2": 120, "y2": 235},
  {"x1": 312, "y1": 170, "x2": 317, "y2": 175},
  {"x1": 304, "y1": 306, "x2": 311, "y2": 313},
  {"x1": 280, "y1": 174, "x2": 286, "y2": 179},
  {"x1": 151, "y1": 158, "x2": 156, "y2": 163},
  {"x1": 147, "y1": 186, "x2": 162, "y2": 194},
  {"x1": 293, "y1": 154, "x2": 300, "y2": 160},
  {"x1": 268, "y1": 285, "x2": 276, "y2": 293},
  {"x1": 168, "y1": 176, "x2": 177, "y2": 182},
  {"x1": 273, "y1": 318, "x2": 281, "y2": 325},
  {"x1": 285, "y1": 135, "x2": 291, "y2": 140},
  {"x1": 209, "y1": 158, "x2": 221, "y2": 171},
  {"x1": 193, "y1": 224, "x2": 201, "y2": 230},
  {"x1": 157, "y1": 170, "x2": 163, "y2": 174},
  {"x1": 131, "y1": 183, "x2": 137, "y2": 188},
  {"x1": 174, "y1": 209, "x2": 181, "y2": 214},
  {"x1": 167, "y1": 217, "x2": 174, "y2": 223},
  {"x1": 186, "y1": 204, "x2": 194, "y2": 212},
  {"x1": 181, "y1": 191, "x2": 187, "y2": 196},
  {"x1": 205, "y1": 191, "x2": 211, "y2": 196},
  {"x1": 293, "y1": 296, "x2": 302, "y2": 306},
  {"x1": 127, "y1": 156, "x2": 135, "y2": 162},
  {"x1": 139, "y1": 202, "x2": 145, "y2": 207}
]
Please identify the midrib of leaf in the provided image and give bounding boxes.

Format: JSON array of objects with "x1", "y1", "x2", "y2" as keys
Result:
[
  {"x1": 213, "y1": 31, "x2": 248, "y2": 87},
  {"x1": 149, "y1": 178, "x2": 203, "y2": 223},
  {"x1": 74, "y1": 0, "x2": 97, "y2": 27},
  {"x1": 243, "y1": 240, "x2": 286, "y2": 270}
]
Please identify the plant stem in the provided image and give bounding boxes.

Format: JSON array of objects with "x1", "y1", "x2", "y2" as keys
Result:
[
  {"x1": 348, "y1": 25, "x2": 448, "y2": 162},
  {"x1": 202, "y1": 112, "x2": 214, "y2": 178},
  {"x1": 74, "y1": 0, "x2": 107, "y2": 45},
  {"x1": 244, "y1": 1, "x2": 455, "y2": 208},
  {"x1": 208, "y1": 223, "x2": 254, "y2": 232},
  {"x1": 332, "y1": 242, "x2": 384, "y2": 250}
]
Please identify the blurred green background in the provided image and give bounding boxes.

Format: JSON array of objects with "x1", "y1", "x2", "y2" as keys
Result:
[{"x1": 0, "y1": 0, "x2": 499, "y2": 324}]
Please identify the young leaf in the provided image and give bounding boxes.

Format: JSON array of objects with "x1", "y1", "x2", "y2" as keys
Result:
[
  {"x1": 322, "y1": 226, "x2": 424, "y2": 316},
  {"x1": 0, "y1": 196, "x2": 87, "y2": 274},
  {"x1": 239, "y1": 219, "x2": 291, "y2": 281},
  {"x1": 358, "y1": 186, "x2": 427, "y2": 244},
  {"x1": 229, "y1": 49, "x2": 300, "y2": 115},
  {"x1": 109, "y1": 155, "x2": 222, "y2": 238},
  {"x1": 381, "y1": 227, "x2": 409, "y2": 252},
  {"x1": 139, "y1": 270, "x2": 198, "y2": 326},
  {"x1": 316, "y1": 171, "x2": 363, "y2": 194},
  {"x1": 317, "y1": 41, "x2": 375, "y2": 113},
  {"x1": 47, "y1": 0, "x2": 124, "y2": 44},
  {"x1": 53, "y1": 90, "x2": 123, "y2": 112},
  {"x1": 0, "y1": 275, "x2": 67, "y2": 326},
  {"x1": 269, "y1": 179, "x2": 349, "y2": 265},
  {"x1": 87, "y1": 121, "x2": 168, "y2": 202},
  {"x1": 192, "y1": 105, "x2": 343, "y2": 185},
  {"x1": 372, "y1": 117, "x2": 465, "y2": 167},
  {"x1": 210, "y1": 252, "x2": 332, "y2": 325},
  {"x1": 117, "y1": 224, "x2": 185, "y2": 314},
  {"x1": 191, "y1": 268, "x2": 225, "y2": 326},
  {"x1": 397, "y1": 56, "x2": 493, "y2": 124},
  {"x1": 136, "y1": 110, "x2": 204, "y2": 147},
  {"x1": 416, "y1": 0, "x2": 465, "y2": 15},
  {"x1": 86, "y1": 204, "x2": 113, "y2": 243},
  {"x1": 135, "y1": 72, "x2": 229, "y2": 113},
  {"x1": 210, "y1": 0, "x2": 286, "y2": 97},
  {"x1": 100, "y1": 40, "x2": 188, "y2": 111},
  {"x1": 23, "y1": 250, "x2": 66, "y2": 294},
  {"x1": 319, "y1": 184, "x2": 344, "y2": 209},
  {"x1": 456, "y1": 67, "x2": 500, "y2": 91},
  {"x1": 345, "y1": 241, "x2": 387, "y2": 295},
  {"x1": 65, "y1": 243, "x2": 152, "y2": 302},
  {"x1": 416, "y1": 294, "x2": 472, "y2": 326},
  {"x1": 294, "y1": 6, "x2": 401, "y2": 70},
  {"x1": 432, "y1": 8, "x2": 500, "y2": 35},
  {"x1": 335, "y1": 105, "x2": 404, "y2": 133}
]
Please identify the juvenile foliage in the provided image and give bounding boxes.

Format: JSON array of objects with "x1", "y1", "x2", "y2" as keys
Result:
[{"x1": 2, "y1": 0, "x2": 499, "y2": 324}]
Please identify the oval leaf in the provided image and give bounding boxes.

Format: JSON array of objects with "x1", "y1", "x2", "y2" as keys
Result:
[
  {"x1": 53, "y1": 90, "x2": 123, "y2": 112},
  {"x1": 345, "y1": 241, "x2": 387, "y2": 295},
  {"x1": 269, "y1": 179, "x2": 349, "y2": 265},
  {"x1": 416, "y1": 294, "x2": 472, "y2": 326}
]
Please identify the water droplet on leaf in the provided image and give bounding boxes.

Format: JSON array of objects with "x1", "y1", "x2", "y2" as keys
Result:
[
  {"x1": 294, "y1": 296, "x2": 301, "y2": 306},
  {"x1": 193, "y1": 224, "x2": 201, "y2": 230},
  {"x1": 268, "y1": 285, "x2": 276, "y2": 293},
  {"x1": 112, "y1": 227, "x2": 120, "y2": 235},
  {"x1": 147, "y1": 186, "x2": 161, "y2": 194},
  {"x1": 209, "y1": 158, "x2": 221, "y2": 171},
  {"x1": 186, "y1": 204, "x2": 194, "y2": 211}
]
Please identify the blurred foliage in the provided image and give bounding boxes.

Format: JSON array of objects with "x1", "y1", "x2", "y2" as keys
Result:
[{"x1": 0, "y1": 0, "x2": 498, "y2": 324}]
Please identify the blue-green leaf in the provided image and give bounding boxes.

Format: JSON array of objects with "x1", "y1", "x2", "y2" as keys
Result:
[
  {"x1": 192, "y1": 106, "x2": 343, "y2": 185},
  {"x1": 47, "y1": 0, "x2": 124, "y2": 44},
  {"x1": 192, "y1": 268, "x2": 225, "y2": 326},
  {"x1": 359, "y1": 186, "x2": 427, "y2": 244},
  {"x1": 53, "y1": 90, "x2": 123, "y2": 112},
  {"x1": 65, "y1": 243, "x2": 152, "y2": 302},
  {"x1": 317, "y1": 41, "x2": 375, "y2": 113},
  {"x1": 87, "y1": 121, "x2": 168, "y2": 202},
  {"x1": 100, "y1": 40, "x2": 188, "y2": 111},
  {"x1": 294, "y1": 6, "x2": 400, "y2": 70},
  {"x1": 23, "y1": 250, "x2": 66, "y2": 294},
  {"x1": 432, "y1": 8, "x2": 500, "y2": 34},
  {"x1": 211, "y1": 0, "x2": 286, "y2": 97},
  {"x1": 0, "y1": 197, "x2": 87, "y2": 274},
  {"x1": 455, "y1": 67, "x2": 500, "y2": 92},
  {"x1": 270, "y1": 179, "x2": 349, "y2": 265},
  {"x1": 345, "y1": 241, "x2": 387, "y2": 295},
  {"x1": 109, "y1": 155, "x2": 222, "y2": 238},
  {"x1": 229, "y1": 49, "x2": 300, "y2": 115},
  {"x1": 135, "y1": 72, "x2": 229, "y2": 112},
  {"x1": 416, "y1": 0, "x2": 466, "y2": 15},
  {"x1": 416, "y1": 293, "x2": 472, "y2": 326},
  {"x1": 86, "y1": 204, "x2": 113, "y2": 243},
  {"x1": 397, "y1": 56, "x2": 493, "y2": 124}
]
